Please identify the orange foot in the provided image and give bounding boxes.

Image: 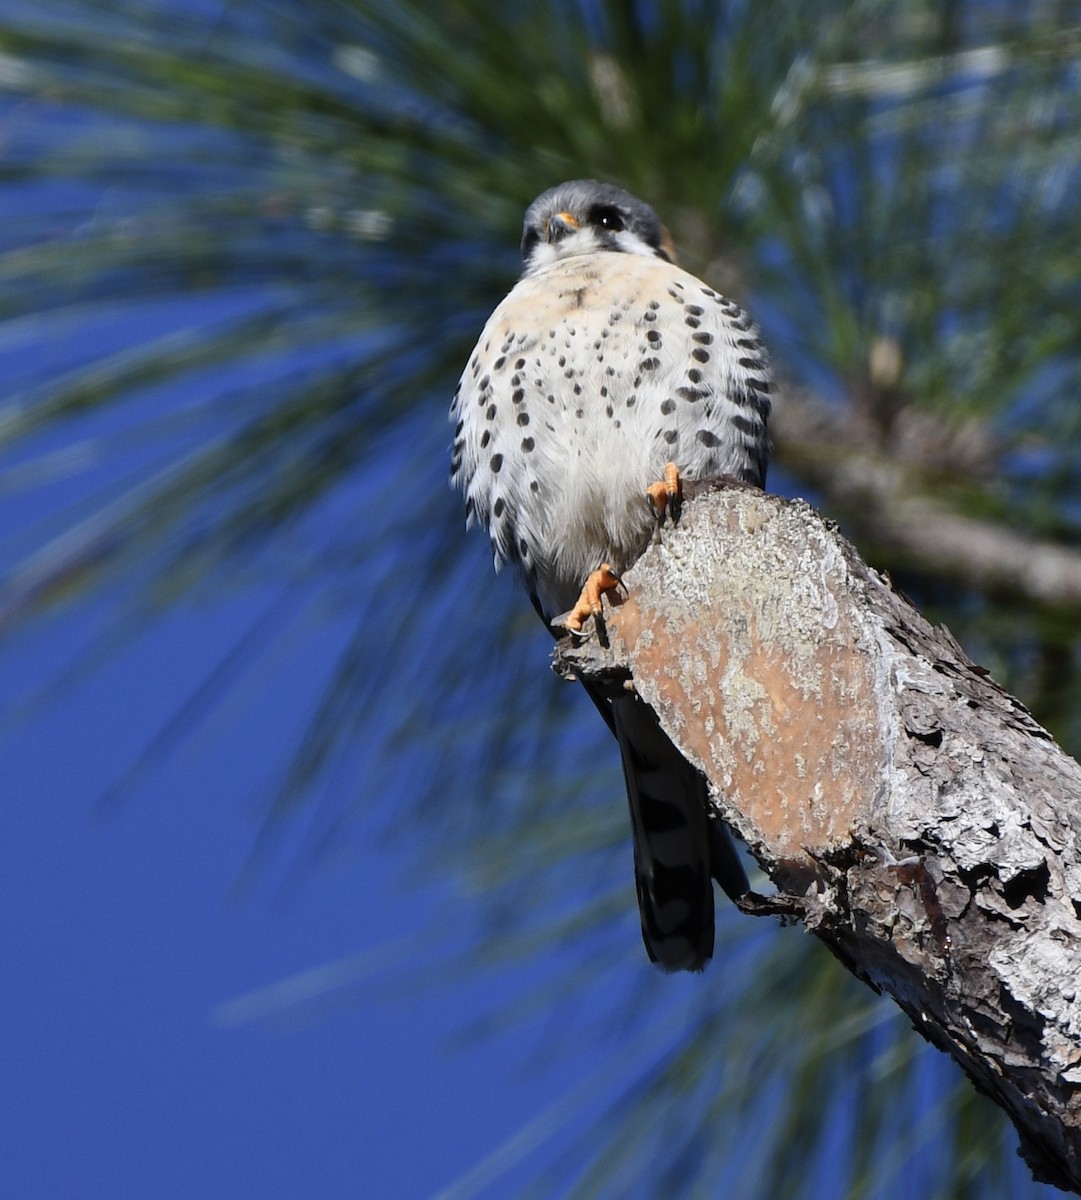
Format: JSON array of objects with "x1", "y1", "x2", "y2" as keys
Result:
[
  {"x1": 561, "y1": 563, "x2": 624, "y2": 633},
  {"x1": 646, "y1": 461, "x2": 682, "y2": 524}
]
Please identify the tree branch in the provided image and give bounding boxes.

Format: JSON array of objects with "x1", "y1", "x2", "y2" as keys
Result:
[
  {"x1": 555, "y1": 486, "x2": 1081, "y2": 1193},
  {"x1": 774, "y1": 388, "x2": 1081, "y2": 610}
]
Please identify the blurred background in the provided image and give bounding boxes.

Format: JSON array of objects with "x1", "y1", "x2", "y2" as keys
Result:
[{"x1": 2, "y1": 2, "x2": 1079, "y2": 1197}]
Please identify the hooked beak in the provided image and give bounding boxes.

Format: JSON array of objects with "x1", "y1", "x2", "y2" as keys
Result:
[{"x1": 546, "y1": 211, "x2": 579, "y2": 243}]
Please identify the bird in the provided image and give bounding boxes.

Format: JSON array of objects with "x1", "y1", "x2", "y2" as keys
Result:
[{"x1": 450, "y1": 180, "x2": 772, "y2": 970}]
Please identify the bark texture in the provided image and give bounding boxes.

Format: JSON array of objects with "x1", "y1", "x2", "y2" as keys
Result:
[{"x1": 554, "y1": 485, "x2": 1081, "y2": 1193}]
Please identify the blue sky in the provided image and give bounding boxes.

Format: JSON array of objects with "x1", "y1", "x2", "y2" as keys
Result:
[
  {"x1": 0, "y1": 581, "x2": 626, "y2": 1200},
  {"x1": 0, "y1": 277, "x2": 617, "y2": 1196}
]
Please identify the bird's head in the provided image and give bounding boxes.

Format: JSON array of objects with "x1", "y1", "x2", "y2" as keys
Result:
[{"x1": 519, "y1": 180, "x2": 676, "y2": 276}]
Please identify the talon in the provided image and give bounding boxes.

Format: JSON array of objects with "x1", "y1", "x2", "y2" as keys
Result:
[
  {"x1": 561, "y1": 563, "x2": 624, "y2": 633},
  {"x1": 646, "y1": 462, "x2": 683, "y2": 524},
  {"x1": 645, "y1": 479, "x2": 668, "y2": 513}
]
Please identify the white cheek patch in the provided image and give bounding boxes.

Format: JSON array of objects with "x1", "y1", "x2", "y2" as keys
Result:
[
  {"x1": 610, "y1": 229, "x2": 660, "y2": 258},
  {"x1": 522, "y1": 242, "x2": 563, "y2": 274},
  {"x1": 523, "y1": 226, "x2": 607, "y2": 274}
]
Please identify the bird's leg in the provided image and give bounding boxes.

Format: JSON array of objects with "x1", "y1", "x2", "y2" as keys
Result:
[
  {"x1": 560, "y1": 563, "x2": 624, "y2": 634},
  {"x1": 646, "y1": 461, "x2": 683, "y2": 525}
]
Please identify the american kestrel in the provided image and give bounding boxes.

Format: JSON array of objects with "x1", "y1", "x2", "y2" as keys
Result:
[{"x1": 451, "y1": 180, "x2": 771, "y2": 970}]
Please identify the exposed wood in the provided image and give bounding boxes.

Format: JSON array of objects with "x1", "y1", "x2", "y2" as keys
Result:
[{"x1": 554, "y1": 485, "x2": 1081, "y2": 1193}]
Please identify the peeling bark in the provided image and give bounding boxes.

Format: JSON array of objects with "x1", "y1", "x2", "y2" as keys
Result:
[{"x1": 554, "y1": 486, "x2": 1081, "y2": 1193}]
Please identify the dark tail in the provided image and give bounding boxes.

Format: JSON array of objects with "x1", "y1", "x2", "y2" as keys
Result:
[{"x1": 609, "y1": 690, "x2": 748, "y2": 971}]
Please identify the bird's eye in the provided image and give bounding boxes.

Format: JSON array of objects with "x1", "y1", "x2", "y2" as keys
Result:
[{"x1": 594, "y1": 207, "x2": 625, "y2": 232}]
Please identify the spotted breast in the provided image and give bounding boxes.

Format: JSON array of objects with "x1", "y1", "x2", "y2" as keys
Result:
[{"x1": 453, "y1": 250, "x2": 769, "y2": 622}]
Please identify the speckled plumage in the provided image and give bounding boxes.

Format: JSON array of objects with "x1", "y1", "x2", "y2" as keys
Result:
[{"x1": 451, "y1": 181, "x2": 772, "y2": 970}]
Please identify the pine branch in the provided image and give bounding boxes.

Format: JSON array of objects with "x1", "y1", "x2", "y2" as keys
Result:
[
  {"x1": 555, "y1": 486, "x2": 1081, "y2": 1194},
  {"x1": 774, "y1": 388, "x2": 1081, "y2": 609}
]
